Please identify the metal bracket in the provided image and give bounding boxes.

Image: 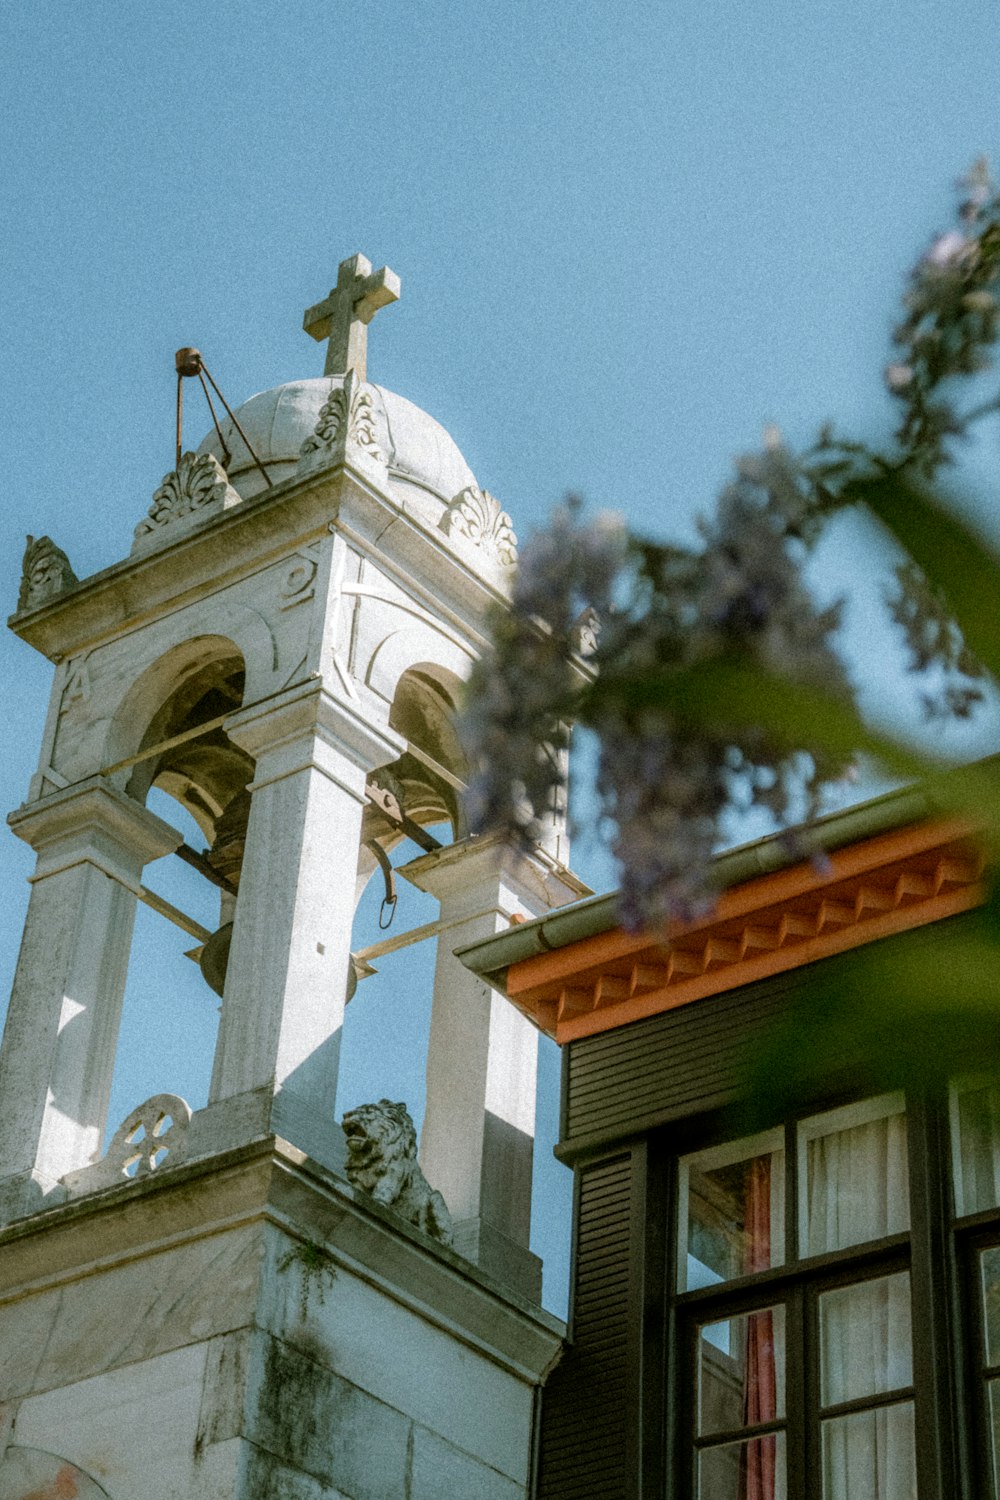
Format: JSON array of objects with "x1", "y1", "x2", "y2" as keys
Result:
[{"x1": 365, "y1": 839, "x2": 397, "y2": 929}]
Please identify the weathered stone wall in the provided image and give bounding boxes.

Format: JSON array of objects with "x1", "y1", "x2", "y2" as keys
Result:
[{"x1": 0, "y1": 1142, "x2": 562, "y2": 1500}]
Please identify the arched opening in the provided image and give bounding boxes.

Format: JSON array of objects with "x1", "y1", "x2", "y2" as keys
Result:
[
  {"x1": 339, "y1": 664, "x2": 469, "y2": 1133},
  {"x1": 103, "y1": 640, "x2": 252, "y2": 1142},
  {"x1": 357, "y1": 663, "x2": 466, "y2": 863},
  {"x1": 124, "y1": 652, "x2": 251, "y2": 840}
]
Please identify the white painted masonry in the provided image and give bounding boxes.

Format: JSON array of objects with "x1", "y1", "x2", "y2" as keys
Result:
[
  {"x1": 404, "y1": 836, "x2": 589, "y2": 1297},
  {"x1": 0, "y1": 254, "x2": 579, "y2": 1497}
]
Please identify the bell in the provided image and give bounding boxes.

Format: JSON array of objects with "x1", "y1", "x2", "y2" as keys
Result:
[
  {"x1": 198, "y1": 921, "x2": 361, "y2": 1005},
  {"x1": 199, "y1": 921, "x2": 233, "y2": 998}
]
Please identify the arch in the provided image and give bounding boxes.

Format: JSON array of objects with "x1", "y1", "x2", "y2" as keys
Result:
[
  {"x1": 355, "y1": 660, "x2": 469, "y2": 890},
  {"x1": 96, "y1": 595, "x2": 283, "y2": 771},
  {"x1": 363, "y1": 623, "x2": 474, "y2": 708},
  {"x1": 0, "y1": 1446, "x2": 111, "y2": 1499},
  {"x1": 100, "y1": 635, "x2": 253, "y2": 845},
  {"x1": 102, "y1": 633, "x2": 246, "y2": 775}
]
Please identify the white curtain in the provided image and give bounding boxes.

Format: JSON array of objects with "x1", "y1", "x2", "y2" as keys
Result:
[
  {"x1": 806, "y1": 1110, "x2": 909, "y2": 1255},
  {"x1": 956, "y1": 1082, "x2": 1000, "y2": 1215},
  {"x1": 808, "y1": 1110, "x2": 916, "y2": 1500}
]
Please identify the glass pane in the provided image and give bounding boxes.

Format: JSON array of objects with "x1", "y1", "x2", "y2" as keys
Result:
[
  {"x1": 698, "y1": 1431, "x2": 786, "y2": 1500},
  {"x1": 682, "y1": 1134, "x2": 785, "y2": 1288},
  {"x1": 982, "y1": 1249, "x2": 1000, "y2": 1367},
  {"x1": 699, "y1": 1305, "x2": 785, "y2": 1437},
  {"x1": 820, "y1": 1273, "x2": 913, "y2": 1407},
  {"x1": 989, "y1": 1379, "x2": 1000, "y2": 1498},
  {"x1": 821, "y1": 1402, "x2": 916, "y2": 1500},
  {"x1": 801, "y1": 1096, "x2": 909, "y2": 1255},
  {"x1": 954, "y1": 1081, "x2": 1000, "y2": 1215}
]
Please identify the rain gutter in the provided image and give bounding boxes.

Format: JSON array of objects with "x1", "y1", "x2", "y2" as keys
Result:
[{"x1": 455, "y1": 782, "x2": 944, "y2": 993}]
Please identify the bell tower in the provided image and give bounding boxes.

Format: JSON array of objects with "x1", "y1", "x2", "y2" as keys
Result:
[{"x1": 0, "y1": 258, "x2": 583, "y2": 1498}]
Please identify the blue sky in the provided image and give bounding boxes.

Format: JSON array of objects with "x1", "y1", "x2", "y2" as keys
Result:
[{"x1": 3, "y1": 0, "x2": 1000, "y2": 1315}]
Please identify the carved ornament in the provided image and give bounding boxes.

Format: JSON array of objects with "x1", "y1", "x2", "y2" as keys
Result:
[
  {"x1": 83, "y1": 1093, "x2": 192, "y2": 1188},
  {"x1": 299, "y1": 369, "x2": 385, "y2": 469},
  {"x1": 133, "y1": 452, "x2": 240, "y2": 547},
  {"x1": 571, "y1": 606, "x2": 600, "y2": 659},
  {"x1": 280, "y1": 555, "x2": 318, "y2": 608},
  {"x1": 17, "y1": 534, "x2": 78, "y2": 612},
  {"x1": 342, "y1": 1099, "x2": 453, "y2": 1245},
  {"x1": 439, "y1": 486, "x2": 518, "y2": 568}
]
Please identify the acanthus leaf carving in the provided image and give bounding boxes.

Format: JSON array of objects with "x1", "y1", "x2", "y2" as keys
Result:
[
  {"x1": 299, "y1": 369, "x2": 385, "y2": 470},
  {"x1": 132, "y1": 452, "x2": 240, "y2": 550},
  {"x1": 439, "y1": 486, "x2": 518, "y2": 568},
  {"x1": 17, "y1": 534, "x2": 78, "y2": 613}
]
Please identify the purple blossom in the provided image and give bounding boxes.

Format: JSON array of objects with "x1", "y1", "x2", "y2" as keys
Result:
[
  {"x1": 462, "y1": 477, "x2": 852, "y2": 928},
  {"x1": 462, "y1": 161, "x2": 1000, "y2": 929},
  {"x1": 885, "y1": 363, "x2": 914, "y2": 392},
  {"x1": 924, "y1": 230, "x2": 968, "y2": 268}
]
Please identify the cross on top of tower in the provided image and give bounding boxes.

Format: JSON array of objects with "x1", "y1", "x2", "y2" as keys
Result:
[{"x1": 303, "y1": 254, "x2": 401, "y2": 381}]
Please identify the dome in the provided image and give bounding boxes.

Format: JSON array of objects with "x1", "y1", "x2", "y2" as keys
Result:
[{"x1": 195, "y1": 377, "x2": 479, "y2": 522}]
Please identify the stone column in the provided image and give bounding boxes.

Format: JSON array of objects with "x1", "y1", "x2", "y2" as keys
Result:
[
  {"x1": 0, "y1": 779, "x2": 182, "y2": 1223},
  {"x1": 206, "y1": 679, "x2": 403, "y2": 1166},
  {"x1": 401, "y1": 835, "x2": 589, "y2": 1300}
]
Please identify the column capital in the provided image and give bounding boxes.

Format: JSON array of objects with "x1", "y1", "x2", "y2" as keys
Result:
[
  {"x1": 225, "y1": 679, "x2": 404, "y2": 791},
  {"x1": 400, "y1": 832, "x2": 591, "y2": 916},
  {"x1": 9, "y1": 777, "x2": 182, "y2": 882}
]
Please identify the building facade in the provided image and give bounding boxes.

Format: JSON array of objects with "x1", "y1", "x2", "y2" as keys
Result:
[
  {"x1": 460, "y1": 792, "x2": 1000, "y2": 1499},
  {"x1": 0, "y1": 257, "x2": 587, "y2": 1498}
]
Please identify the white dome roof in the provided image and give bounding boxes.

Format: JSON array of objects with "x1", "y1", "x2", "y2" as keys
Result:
[{"x1": 195, "y1": 377, "x2": 479, "y2": 518}]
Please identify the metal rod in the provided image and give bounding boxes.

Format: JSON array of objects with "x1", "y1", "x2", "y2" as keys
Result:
[
  {"x1": 197, "y1": 369, "x2": 232, "y2": 470},
  {"x1": 405, "y1": 739, "x2": 467, "y2": 794},
  {"x1": 353, "y1": 915, "x2": 450, "y2": 963},
  {"x1": 200, "y1": 361, "x2": 274, "y2": 488},
  {"x1": 175, "y1": 843, "x2": 238, "y2": 895},
  {"x1": 365, "y1": 787, "x2": 443, "y2": 853},
  {"x1": 137, "y1": 884, "x2": 213, "y2": 944},
  {"x1": 175, "y1": 371, "x2": 183, "y2": 469},
  {"x1": 99, "y1": 711, "x2": 231, "y2": 779},
  {"x1": 398, "y1": 813, "x2": 443, "y2": 853},
  {"x1": 365, "y1": 838, "x2": 398, "y2": 929}
]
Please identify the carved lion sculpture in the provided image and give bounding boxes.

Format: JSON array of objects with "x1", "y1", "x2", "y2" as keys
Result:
[{"x1": 342, "y1": 1099, "x2": 454, "y2": 1246}]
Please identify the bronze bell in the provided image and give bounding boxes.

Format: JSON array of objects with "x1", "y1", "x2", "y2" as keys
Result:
[
  {"x1": 197, "y1": 789, "x2": 249, "y2": 999},
  {"x1": 196, "y1": 787, "x2": 360, "y2": 1004},
  {"x1": 199, "y1": 923, "x2": 360, "y2": 1003}
]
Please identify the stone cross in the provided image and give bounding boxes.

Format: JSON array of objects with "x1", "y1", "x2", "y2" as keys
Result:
[{"x1": 303, "y1": 254, "x2": 401, "y2": 380}]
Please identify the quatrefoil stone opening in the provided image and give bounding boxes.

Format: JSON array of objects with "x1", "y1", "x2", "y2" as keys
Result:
[{"x1": 106, "y1": 1094, "x2": 192, "y2": 1181}]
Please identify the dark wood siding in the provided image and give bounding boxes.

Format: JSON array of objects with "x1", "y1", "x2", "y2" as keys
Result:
[
  {"x1": 537, "y1": 1152, "x2": 635, "y2": 1498},
  {"x1": 563, "y1": 976, "x2": 794, "y2": 1151},
  {"x1": 561, "y1": 917, "x2": 975, "y2": 1156}
]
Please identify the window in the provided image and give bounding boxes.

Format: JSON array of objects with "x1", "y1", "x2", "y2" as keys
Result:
[
  {"x1": 952, "y1": 1077, "x2": 1000, "y2": 1497},
  {"x1": 677, "y1": 1095, "x2": 917, "y2": 1499},
  {"x1": 669, "y1": 1082, "x2": 1000, "y2": 1497}
]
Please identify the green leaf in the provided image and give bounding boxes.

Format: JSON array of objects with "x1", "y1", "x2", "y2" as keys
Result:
[
  {"x1": 848, "y1": 472, "x2": 1000, "y2": 684},
  {"x1": 589, "y1": 656, "x2": 930, "y2": 778},
  {"x1": 732, "y1": 908, "x2": 1000, "y2": 1130},
  {"x1": 586, "y1": 655, "x2": 1000, "y2": 852}
]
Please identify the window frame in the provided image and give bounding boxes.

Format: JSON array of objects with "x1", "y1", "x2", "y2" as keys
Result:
[
  {"x1": 955, "y1": 1218, "x2": 1000, "y2": 1498},
  {"x1": 664, "y1": 1085, "x2": 986, "y2": 1500}
]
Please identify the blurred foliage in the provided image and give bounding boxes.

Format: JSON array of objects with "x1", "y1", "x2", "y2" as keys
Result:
[{"x1": 463, "y1": 162, "x2": 1000, "y2": 1097}]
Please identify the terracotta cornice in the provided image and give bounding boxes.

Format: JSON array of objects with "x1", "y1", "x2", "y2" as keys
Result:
[{"x1": 504, "y1": 818, "x2": 985, "y2": 1043}]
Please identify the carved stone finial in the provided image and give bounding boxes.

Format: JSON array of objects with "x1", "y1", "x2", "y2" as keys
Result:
[
  {"x1": 439, "y1": 486, "x2": 518, "y2": 569},
  {"x1": 303, "y1": 253, "x2": 401, "y2": 380},
  {"x1": 64, "y1": 1093, "x2": 192, "y2": 1194},
  {"x1": 342, "y1": 1099, "x2": 454, "y2": 1245},
  {"x1": 17, "y1": 534, "x2": 78, "y2": 612},
  {"x1": 132, "y1": 451, "x2": 241, "y2": 552},
  {"x1": 298, "y1": 369, "x2": 386, "y2": 472},
  {"x1": 571, "y1": 606, "x2": 600, "y2": 658}
]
